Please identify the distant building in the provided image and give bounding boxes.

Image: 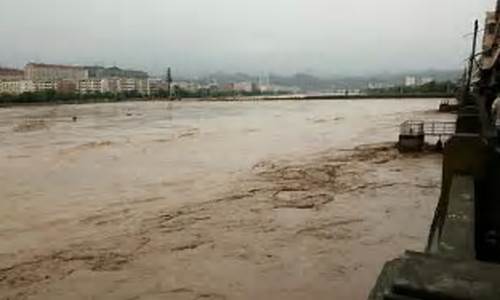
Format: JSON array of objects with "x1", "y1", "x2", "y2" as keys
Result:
[
  {"x1": 0, "y1": 68, "x2": 24, "y2": 81},
  {"x1": 25, "y1": 63, "x2": 88, "y2": 82},
  {"x1": 57, "y1": 80, "x2": 77, "y2": 94},
  {"x1": 34, "y1": 81, "x2": 58, "y2": 91},
  {"x1": 332, "y1": 89, "x2": 362, "y2": 96},
  {"x1": 0, "y1": 62, "x2": 152, "y2": 96},
  {"x1": 118, "y1": 78, "x2": 138, "y2": 93},
  {"x1": 147, "y1": 78, "x2": 167, "y2": 96},
  {"x1": 78, "y1": 79, "x2": 104, "y2": 94},
  {"x1": 0, "y1": 79, "x2": 81, "y2": 95},
  {"x1": 251, "y1": 83, "x2": 260, "y2": 93},
  {"x1": 223, "y1": 83, "x2": 235, "y2": 91},
  {"x1": 275, "y1": 85, "x2": 301, "y2": 93},
  {"x1": 482, "y1": 11, "x2": 498, "y2": 69},
  {"x1": 368, "y1": 82, "x2": 390, "y2": 89},
  {"x1": 103, "y1": 78, "x2": 123, "y2": 94},
  {"x1": 0, "y1": 81, "x2": 20, "y2": 94},
  {"x1": 0, "y1": 80, "x2": 35, "y2": 95},
  {"x1": 405, "y1": 76, "x2": 417, "y2": 87},
  {"x1": 258, "y1": 83, "x2": 273, "y2": 93},
  {"x1": 85, "y1": 66, "x2": 148, "y2": 80},
  {"x1": 136, "y1": 79, "x2": 148, "y2": 95},
  {"x1": 233, "y1": 82, "x2": 253, "y2": 93},
  {"x1": 174, "y1": 81, "x2": 200, "y2": 93},
  {"x1": 420, "y1": 77, "x2": 435, "y2": 85},
  {"x1": 77, "y1": 78, "x2": 148, "y2": 95}
]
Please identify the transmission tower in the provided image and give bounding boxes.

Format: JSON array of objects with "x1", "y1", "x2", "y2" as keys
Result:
[{"x1": 166, "y1": 67, "x2": 173, "y2": 98}]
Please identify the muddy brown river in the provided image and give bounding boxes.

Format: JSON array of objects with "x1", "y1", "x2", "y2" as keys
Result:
[{"x1": 0, "y1": 99, "x2": 454, "y2": 300}]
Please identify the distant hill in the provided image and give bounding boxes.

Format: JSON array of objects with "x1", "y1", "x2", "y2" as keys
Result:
[{"x1": 193, "y1": 70, "x2": 461, "y2": 92}]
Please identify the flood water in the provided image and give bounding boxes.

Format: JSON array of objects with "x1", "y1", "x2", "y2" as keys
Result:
[{"x1": 0, "y1": 99, "x2": 454, "y2": 300}]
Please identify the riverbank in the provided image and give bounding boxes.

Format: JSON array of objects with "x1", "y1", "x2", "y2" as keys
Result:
[
  {"x1": 0, "y1": 94, "x2": 455, "y2": 107},
  {"x1": 260, "y1": 93, "x2": 455, "y2": 101}
]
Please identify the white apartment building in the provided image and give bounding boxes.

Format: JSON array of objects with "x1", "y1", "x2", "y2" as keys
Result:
[
  {"x1": 0, "y1": 81, "x2": 22, "y2": 94},
  {"x1": 0, "y1": 80, "x2": 35, "y2": 95},
  {"x1": 34, "y1": 81, "x2": 58, "y2": 91},
  {"x1": 0, "y1": 80, "x2": 63, "y2": 95},
  {"x1": 77, "y1": 78, "x2": 148, "y2": 95},
  {"x1": 118, "y1": 78, "x2": 137, "y2": 93},
  {"x1": 405, "y1": 76, "x2": 417, "y2": 87},
  {"x1": 78, "y1": 79, "x2": 104, "y2": 94}
]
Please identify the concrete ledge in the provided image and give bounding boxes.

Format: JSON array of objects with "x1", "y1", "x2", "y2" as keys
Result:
[
  {"x1": 369, "y1": 251, "x2": 500, "y2": 300},
  {"x1": 438, "y1": 175, "x2": 476, "y2": 259}
]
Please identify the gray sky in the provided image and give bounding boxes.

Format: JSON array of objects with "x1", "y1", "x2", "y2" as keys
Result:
[{"x1": 0, "y1": 0, "x2": 495, "y2": 76}]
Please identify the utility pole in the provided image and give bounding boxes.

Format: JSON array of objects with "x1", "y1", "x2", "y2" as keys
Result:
[{"x1": 464, "y1": 20, "x2": 479, "y2": 104}]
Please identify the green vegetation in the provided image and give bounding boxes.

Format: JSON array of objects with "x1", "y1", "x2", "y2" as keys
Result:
[
  {"x1": 174, "y1": 86, "x2": 291, "y2": 98},
  {"x1": 366, "y1": 81, "x2": 457, "y2": 96},
  {"x1": 0, "y1": 87, "x2": 290, "y2": 105},
  {"x1": 0, "y1": 90, "x2": 147, "y2": 105}
]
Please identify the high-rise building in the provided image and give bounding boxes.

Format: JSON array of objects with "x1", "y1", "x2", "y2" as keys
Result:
[
  {"x1": 25, "y1": 63, "x2": 88, "y2": 82},
  {"x1": 0, "y1": 68, "x2": 24, "y2": 81}
]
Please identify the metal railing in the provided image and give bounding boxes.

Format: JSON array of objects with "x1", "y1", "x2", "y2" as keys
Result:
[
  {"x1": 400, "y1": 120, "x2": 456, "y2": 137},
  {"x1": 424, "y1": 121, "x2": 456, "y2": 137},
  {"x1": 400, "y1": 120, "x2": 425, "y2": 136}
]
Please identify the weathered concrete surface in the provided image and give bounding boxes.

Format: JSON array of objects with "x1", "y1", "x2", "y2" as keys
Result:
[
  {"x1": 369, "y1": 251, "x2": 500, "y2": 300},
  {"x1": 427, "y1": 133, "x2": 488, "y2": 254},
  {"x1": 438, "y1": 175, "x2": 475, "y2": 259}
]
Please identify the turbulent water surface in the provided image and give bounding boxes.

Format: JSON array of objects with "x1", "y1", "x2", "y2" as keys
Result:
[{"x1": 0, "y1": 99, "x2": 454, "y2": 300}]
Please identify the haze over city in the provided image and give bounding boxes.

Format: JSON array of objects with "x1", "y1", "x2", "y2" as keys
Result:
[{"x1": 0, "y1": 0, "x2": 494, "y2": 77}]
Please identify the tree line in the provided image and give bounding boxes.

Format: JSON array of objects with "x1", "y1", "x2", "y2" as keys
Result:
[
  {"x1": 366, "y1": 81, "x2": 457, "y2": 96},
  {"x1": 0, "y1": 87, "x2": 288, "y2": 104},
  {"x1": 0, "y1": 89, "x2": 147, "y2": 104}
]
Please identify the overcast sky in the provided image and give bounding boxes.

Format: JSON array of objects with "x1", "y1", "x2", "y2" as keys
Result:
[{"x1": 0, "y1": 0, "x2": 495, "y2": 76}]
